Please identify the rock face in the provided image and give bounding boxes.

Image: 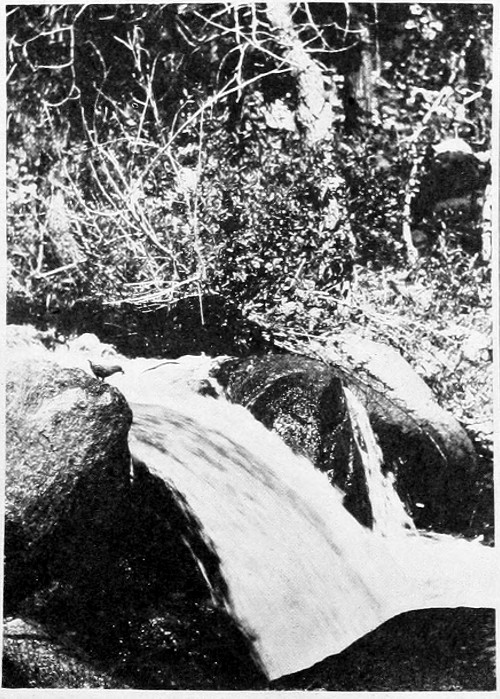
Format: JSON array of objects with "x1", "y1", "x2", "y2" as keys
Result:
[
  {"x1": 3, "y1": 617, "x2": 128, "y2": 689},
  {"x1": 213, "y1": 340, "x2": 480, "y2": 534},
  {"x1": 212, "y1": 355, "x2": 374, "y2": 527},
  {"x1": 323, "y1": 334, "x2": 479, "y2": 533},
  {"x1": 5, "y1": 355, "x2": 133, "y2": 608},
  {"x1": 4, "y1": 341, "x2": 264, "y2": 690}
]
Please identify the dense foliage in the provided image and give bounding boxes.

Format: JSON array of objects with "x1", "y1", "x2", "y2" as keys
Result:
[
  {"x1": 6, "y1": 1, "x2": 493, "y2": 434},
  {"x1": 7, "y1": 3, "x2": 491, "y2": 307}
]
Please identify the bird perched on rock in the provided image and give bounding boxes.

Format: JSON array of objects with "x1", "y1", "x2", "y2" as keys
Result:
[{"x1": 88, "y1": 359, "x2": 124, "y2": 380}]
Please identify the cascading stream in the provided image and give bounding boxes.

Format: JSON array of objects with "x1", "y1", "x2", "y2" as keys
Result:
[
  {"x1": 7, "y1": 336, "x2": 494, "y2": 682},
  {"x1": 344, "y1": 387, "x2": 416, "y2": 535},
  {"x1": 128, "y1": 395, "x2": 495, "y2": 681}
]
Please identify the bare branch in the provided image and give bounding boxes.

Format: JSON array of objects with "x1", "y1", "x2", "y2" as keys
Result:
[{"x1": 135, "y1": 65, "x2": 290, "y2": 188}]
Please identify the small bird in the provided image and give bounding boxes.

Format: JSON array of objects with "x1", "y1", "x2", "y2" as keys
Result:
[{"x1": 88, "y1": 359, "x2": 124, "y2": 380}]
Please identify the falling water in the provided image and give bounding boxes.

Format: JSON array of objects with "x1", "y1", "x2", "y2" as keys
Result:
[
  {"x1": 8, "y1": 334, "x2": 494, "y2": 680},
  {"x1": 128, "y1": 394, "x2": 495, "y2": 681},
  {"x1": 344, "y1": 387, "x2": 416, "y2": 535}
]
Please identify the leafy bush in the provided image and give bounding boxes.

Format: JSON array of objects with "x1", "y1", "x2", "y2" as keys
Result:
[{"x1": 6, "y1": 3, "x2": 492, "y2": 348}]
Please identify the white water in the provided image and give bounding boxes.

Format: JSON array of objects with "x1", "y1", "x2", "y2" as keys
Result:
[
  {"x1": 128, "y1": 395, "x2": 496, "y2": 680},
  {"x1": 344, "y1": 387, "x2": 417, "y2": 535},
  {"x1": 11, "y1": 339, "x2": 495, "y2": 680}
]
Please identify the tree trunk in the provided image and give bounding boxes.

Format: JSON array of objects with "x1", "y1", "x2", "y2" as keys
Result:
[
  {"x1": 342, "y1": 8, "x2": 377, "y2": 133},
  {"x1": 266, "y1": 1, "x2": 336, "y2": 144}
]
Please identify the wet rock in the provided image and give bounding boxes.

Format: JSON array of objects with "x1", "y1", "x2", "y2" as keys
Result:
[
  {"x1": 3, "y1": 617, "x2": 128, "y2": 688},
  {"x1": 213, "y1": 340, "x2": 482, "y2": 534},
  {"x1": 323, "y1": 334, "x2": 479, "y2": 532},
  {"x1": 4, "y1": 339, "x2": 264, "y2": 689},
  {"x1": 212, "y1": 354, "x2": 373, "y2": 527},
  {"x1": 5, "y1": 354, "x2": 132, "y2": 608},
  {"x1": 6, "y1": 323, "x2": 63, "y2": 351}
]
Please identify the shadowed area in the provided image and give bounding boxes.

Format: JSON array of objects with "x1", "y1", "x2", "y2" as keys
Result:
[
  {"x1": 4, "y1": 354, "x2": 267, "y2": 689},
  {"x1": 271, "y1": 608, "x2": 496, "y2": 691},
  {"x1": 4, "y1": 455, "x2": 267, "y2": 690}
]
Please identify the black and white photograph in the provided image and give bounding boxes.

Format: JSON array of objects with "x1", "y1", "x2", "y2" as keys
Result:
[{"x1": 2, "y1": 1, "x2": 498, "y2": 692}]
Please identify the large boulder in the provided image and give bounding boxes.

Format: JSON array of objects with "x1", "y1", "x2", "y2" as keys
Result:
[
  {"x1": 323, "y1": 333, "x2": 479, "y2": 532},
  {"x1": 5, "y1": 354, "x2": 133, "y2": 607},
  {"x1": 212, "y1": 354, "x2": 374, "y2": 527},
  {"x1": 213, "y1": 337, "x2": 481, "y2": 534},
  {"x1": 4, "y1": 338, "x2": 264, "y2": 690}
]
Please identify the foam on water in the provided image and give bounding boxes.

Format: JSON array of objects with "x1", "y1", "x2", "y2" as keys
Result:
[
  {"x1": 344, "y1": 387, "x2": 416, "y2": 535},
  {"x1": 14, "y1": 341, "x2": 494, "y2": 679},
  {"x1": 129, "y1": 396, "x2": 495, "y2": 680}
]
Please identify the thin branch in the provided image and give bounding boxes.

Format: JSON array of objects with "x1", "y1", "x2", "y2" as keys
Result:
[
  {"x1": 33, "y1": 262, "x2": 80, "y2": 279},
  {"x1": 175, "y1": 17, "x2": 200, "y2": 48},
  {"x1": 192, "y1": 9, "x2": 300, "y2": 68},
  {"x1": 135, "y1": 65, "x2": 290, "y2": 187}
]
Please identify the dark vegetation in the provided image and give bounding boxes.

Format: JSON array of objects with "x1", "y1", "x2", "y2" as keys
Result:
[{"x1": 5, "y1": 2, "x2": 495, "y2": 691}]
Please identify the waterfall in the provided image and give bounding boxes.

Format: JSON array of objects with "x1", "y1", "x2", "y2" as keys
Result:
[
  {"x1": 7, "y1": 332, "x2": 494, "y2": 683},
  {"x1": 343, "y1": 387, "x2": 416, "y2": 535},
  {"x1": 128, "y1": 395, "x2": 495, "y2": 681}
]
